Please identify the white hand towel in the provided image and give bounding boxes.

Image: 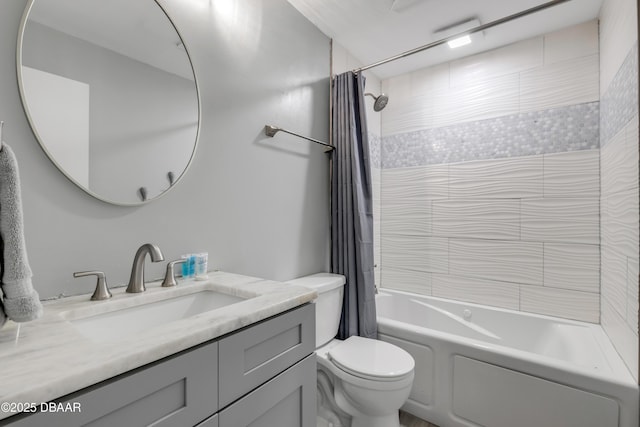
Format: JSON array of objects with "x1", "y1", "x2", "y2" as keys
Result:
[{"x1": 0, "y1": 142, "x2": 42, "y2": 323}]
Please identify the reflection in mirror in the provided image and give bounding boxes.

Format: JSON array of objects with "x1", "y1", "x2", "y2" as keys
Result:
[{"x1": 17, "y1": 0, "x2": 200, "y2": 205}]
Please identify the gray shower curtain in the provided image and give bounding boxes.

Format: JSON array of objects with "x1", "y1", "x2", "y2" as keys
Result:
[{"x1": 331, "y1": 71, "x2": 377, "y2": 340}]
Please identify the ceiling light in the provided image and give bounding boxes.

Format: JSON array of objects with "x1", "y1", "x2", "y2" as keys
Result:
[
  {"x1": 434, "y1": 18, "x2": 482, "y2": 49},
  {"x1": 447, "y1": 35, "x2": 472, "y2": 49}
]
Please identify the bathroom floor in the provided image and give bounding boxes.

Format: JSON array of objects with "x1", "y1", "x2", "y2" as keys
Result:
[
  {"x1": 317, "y1": 411, "x2": 438, "y2": 427},
  {"x1": 400, "y1": 411, "x2": 440, "y2": 427}
]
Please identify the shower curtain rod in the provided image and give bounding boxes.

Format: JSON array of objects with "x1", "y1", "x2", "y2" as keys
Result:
[{"x1": 352, "y1": 0, "x2": 572, "y2": 73}]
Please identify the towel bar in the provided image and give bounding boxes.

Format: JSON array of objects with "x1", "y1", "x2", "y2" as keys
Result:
[{"x1": 264, "y1": 125, "x2": 333, "y2": 152}]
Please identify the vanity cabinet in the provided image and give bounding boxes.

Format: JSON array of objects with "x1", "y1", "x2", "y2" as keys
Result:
[
  {"x1": 218, "y1": 355, "x2": 315, "y2": 427},
  {"x1": 3, "y1": 304, "x2": 315, "y2": 427}
]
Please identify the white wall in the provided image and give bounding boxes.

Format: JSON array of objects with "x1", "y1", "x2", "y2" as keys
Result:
[
  {"x1": 599, "y1": 0, "x2": 639, "y2": 381},
  {"x1": 0, "y1": 0, "x2": 331, "y2": 298},
  {"x1": 378, "y1": 21, "x2": 602, "y2": 323}
]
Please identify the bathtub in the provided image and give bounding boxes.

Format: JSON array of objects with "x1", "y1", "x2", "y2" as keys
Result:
[{"x1": 376, "y1": 289, "x2": 639, "y2": 427}]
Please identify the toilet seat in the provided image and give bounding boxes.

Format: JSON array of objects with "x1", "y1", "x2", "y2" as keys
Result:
[{"x1": 328, "y1": 336, "x2": 414, "y2": 382}]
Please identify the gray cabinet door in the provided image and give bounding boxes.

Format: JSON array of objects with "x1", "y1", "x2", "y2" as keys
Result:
[
  {"x1": 219, "y1": 355, "x2": 316, "y2": 427},
  {"x1": 218, "y1": 304, "x2": 315, "y2": 408},
  {"x1": 4, "y1": 342, "x2": 218, "y2": 427}
]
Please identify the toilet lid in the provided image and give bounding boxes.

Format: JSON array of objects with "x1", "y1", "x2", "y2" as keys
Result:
[{"x1": 328, "y1": 336, "x2": 414, "y2": 380}]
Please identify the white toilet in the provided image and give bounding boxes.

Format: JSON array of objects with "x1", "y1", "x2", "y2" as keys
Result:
[{"x1": 287, "y1": 273, "x2": 414, "y2": 427}]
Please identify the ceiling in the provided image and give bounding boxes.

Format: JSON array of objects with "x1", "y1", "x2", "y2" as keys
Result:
[{"x1": 287, "y1": 0, "x2": 604, "y2": 79}]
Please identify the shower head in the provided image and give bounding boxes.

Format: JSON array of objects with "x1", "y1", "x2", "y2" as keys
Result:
[{"x1": 365, "y1": 93, "x2": 389, "y2": 112}]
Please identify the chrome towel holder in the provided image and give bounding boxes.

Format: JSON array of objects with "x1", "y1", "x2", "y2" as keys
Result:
[{"x1": 264, "y1": 125, "x2": 334, "y2": 152}]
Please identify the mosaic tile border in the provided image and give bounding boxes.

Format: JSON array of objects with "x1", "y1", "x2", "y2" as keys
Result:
[
  {"x1": 381, "y1": 102, "x2": 599, "y2": 169},
  {"x1": 369, "y1": 132, "x2": 381, "y2": 169},
  {"x1": 601, "y1": 42, "x2": 639, "y2": 145}
]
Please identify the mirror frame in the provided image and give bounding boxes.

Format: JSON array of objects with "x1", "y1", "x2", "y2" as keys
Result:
[{"x1": 15, "y1": 0, "x2": 201, "y2": 206}]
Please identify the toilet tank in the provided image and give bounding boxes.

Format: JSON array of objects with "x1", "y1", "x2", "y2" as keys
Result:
[{"x1": 286, "y1": 273, "x2": 345, "y2": 348}]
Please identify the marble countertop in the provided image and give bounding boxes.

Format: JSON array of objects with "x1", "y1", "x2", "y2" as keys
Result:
[{"x1": 0, "y1": 271, "x2": 317, "y2": 420}]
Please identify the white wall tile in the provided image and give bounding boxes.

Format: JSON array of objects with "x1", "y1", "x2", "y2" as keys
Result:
[
  {"x1": 543, "y1": 244, "x2": 600, "y2": 293},
  {"x1": 381, "y1": 98, "x2": 435, "y2": 136},
  {"x1": 381, "y1": 268, "x2": 432, "y2": 295},
  {"x1": 601, "y1": 109, "x2": 639, "y2": 349},
  {"x1": 381, "y1": 200, "x2": 431, "y2": 236},
  {"x1": 380, "y1": 167, "x2": 431, "y2": 234},
  {"x1": 600, "y1": 0, "x2": 639, "y2": 94},
  {"x1": 520, "y1": 54, "x2": 599, "y2": 112},
  {"x1": 449, "y1": 239, "x2": 543, "y2": 285},
  {"x1": 521, "y1": 198, "x2": 599, "y2": 244},
  {"x1": 543, "y1": 150, "x2": 600, "y2": 198},
  {"x1": 374, "y1": 163, "x2": 380, "y2": 278},
  {"x1": 601, "y1": 189, "x2": 639, "y2": 259},
  {"x1": 521, "y1": 286, "x2": 599, "y2": 322},
  {"x1": 601, "y1": 120, "x2": 639, "y2": 195},
  {"x1": 381, "y1": 65, "x2": 449, "y2": 136},
  {"x1": 602, "y1": 298, "x2": 639, "y2": 381},
  {"x1": 432, "y1": 199, "x2": 520, "y2": 240},
  {"x1": 410, "y1": 63, "x2": 450, "y2": 95},
  {"x1": 381, "y1": 235, "x2": 448, "y2": 274},
  {"x1": 601, "y1": 128, "x2": 629, "y2": 194},
  {"x1": 381, "y1": 74, "x2": 415, "y2": 136},
  {"x1": 383, "y1": 68, "x2": 521, "y2": 134},
  {"x1": 628, "y1": 113, "x2": 639, "y2": 161},
  {"x1": 544, "y1": 20, "x2": 599, "y2": 65},
  {"x1": 431, "y1": 274, "x2": 520, "y2": 310},
  {"x1": 627, "y1": 258, "x2": 639, "y2": 334},
  {"x1": 364, "y1": 72, "x2": 382, "y2": 135},
  {"x1": 450, "y1": 37, "x2": 543, "y2": 87},
  {"x1": 381, "y1": 165, "x2": 448, "y2": 200},
  {"x1": 382, "y1": 73, "x2": 413, "y2": 101},
  {"x1": 601, "y1": 246, "x2": 629, "y2": 318},
  {"x1": 435, "y1": 73, "x2": 520, "y2": 128},
  {"x1": 449, "y1": 155, "x2": 543, "y2": 199}
]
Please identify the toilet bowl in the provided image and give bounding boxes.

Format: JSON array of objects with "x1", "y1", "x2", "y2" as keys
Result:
[{"x1": 286, "y1": 273, "x2": 414, "y2": 427}]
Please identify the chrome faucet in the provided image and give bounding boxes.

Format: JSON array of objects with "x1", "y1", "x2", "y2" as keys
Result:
[{"x1": 126, "y1": 243, "x2": 165, "y2": 293}]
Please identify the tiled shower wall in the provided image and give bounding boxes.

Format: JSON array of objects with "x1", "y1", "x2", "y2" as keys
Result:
[
  {"x1": 379, "y1": 21, "x2": 602, "y2": 322},
  {"x1": 599, "y1": 0, "x2": 639, "y2": 380}
]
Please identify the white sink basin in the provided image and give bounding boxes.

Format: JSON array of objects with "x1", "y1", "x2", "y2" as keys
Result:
[{"x1": 68, "y1": 291, "x2": 245, "y2": 342}]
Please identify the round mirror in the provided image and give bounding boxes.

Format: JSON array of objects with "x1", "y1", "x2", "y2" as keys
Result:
[{"x1": 17, "y1": 0, "x2": 200, "y2": 205}]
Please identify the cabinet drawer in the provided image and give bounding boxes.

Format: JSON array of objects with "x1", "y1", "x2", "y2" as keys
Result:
[
  {"x1": 5, "y1": 342, "x2": 218, "y2": 427},
  {"x1": 218, "y1": 303, "x2": 315, "y2": 408},
  {"x1": 219, "y1": 354, "x2": 316, "y2": 427}
]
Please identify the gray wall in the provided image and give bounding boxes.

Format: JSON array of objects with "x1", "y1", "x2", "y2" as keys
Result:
[{"x1": 0, "y1": 0, "x2": 331, "y2": 298}]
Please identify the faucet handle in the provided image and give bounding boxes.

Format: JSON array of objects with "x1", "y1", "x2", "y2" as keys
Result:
[
  {"x1": 162, "y1": 260, "x2": 186, "y2": 288},
  {"x1": 73, "y1": 271, "x2": 112, "y2": 301}
]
